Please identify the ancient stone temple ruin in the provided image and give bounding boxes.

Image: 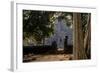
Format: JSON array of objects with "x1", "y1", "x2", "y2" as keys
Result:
[{"x1": 44, "y1": 18, "x2": 73, "y2": 49}]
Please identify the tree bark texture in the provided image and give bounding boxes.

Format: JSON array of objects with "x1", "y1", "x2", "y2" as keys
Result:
[{"x1": 73, "y1": 13, "x2": 88, "y2": 60}]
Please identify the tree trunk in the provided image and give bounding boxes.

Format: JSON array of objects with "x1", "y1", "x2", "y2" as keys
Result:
[
  {"x1": 84, "y1": 14, "x2": 91, "y2": 59},
  {"x1": 73, "y1": 13, "x2": 87, "y2": 60}
]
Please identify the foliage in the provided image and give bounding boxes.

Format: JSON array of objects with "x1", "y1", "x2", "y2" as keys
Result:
[
  {"x1": 81, "y1": 13, "x2": 89, "y2": 37},
  {"x1": 57, "y1": 12, "x2": 73, "y2": 27},
  {"x1": 23, "y1": 10, "x2": 55, "y2": 43}
]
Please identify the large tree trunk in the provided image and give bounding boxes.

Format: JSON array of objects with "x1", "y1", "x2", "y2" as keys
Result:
[
  {"x1": 73, "y1": 13, "x2": 87, "y2": 60},
  {"x1": 84, "y1": 14, "x2": 91, "y2": 59}
]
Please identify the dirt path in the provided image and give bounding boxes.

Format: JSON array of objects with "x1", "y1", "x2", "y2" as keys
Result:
[{"x1": 23, "y1": 54, "x2": 73, "y2": 62}]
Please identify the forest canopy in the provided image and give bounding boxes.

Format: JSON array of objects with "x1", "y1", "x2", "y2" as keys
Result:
[{"x1": 23, "y1": 10, "x2": 73, "y2": 44}]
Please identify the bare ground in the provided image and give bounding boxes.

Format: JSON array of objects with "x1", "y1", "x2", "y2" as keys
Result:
[{"x1": 23, "y1": 53, "x2": 73, "y2": 62}]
